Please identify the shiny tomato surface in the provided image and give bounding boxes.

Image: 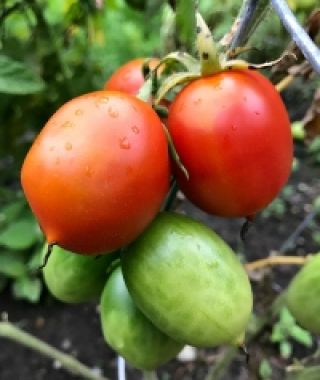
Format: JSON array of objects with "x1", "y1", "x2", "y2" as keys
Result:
[
  {"x1": 21, "y1": 91, "x2": 169, "y2": 254},
  {"x1": 168, "y1": 70, "x2": 293, "y2": 217}
]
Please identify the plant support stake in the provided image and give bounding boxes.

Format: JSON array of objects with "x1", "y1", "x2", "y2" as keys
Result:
[{"x1": 271, "y1": 0, "x2": 320, "y2": 73}]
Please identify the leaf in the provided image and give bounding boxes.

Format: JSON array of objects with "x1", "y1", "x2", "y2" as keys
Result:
[
  {"x1": 271, "y1": 324, "x2": 285, "y2": 342},
  {"x1": 0, "y1": 55, "x2": 45, "y2": 95},
  {"x1": 175, "y1": 0, "x2": 196, "y2": 51},
  {"x1": 289, "y1": 325, "x2": 313, "y2": 347},
  {"x1": 280, "y1": 340, "x2": 292, "y2": 359},
  {"x1": 0, "y1": 252, "x2": 27, "y2": 278},
  {"x1": 12, "y1": 276, "x2": 42, "y2": 303},
  {"x1": 27, "y1": 247, "x2": 43, "y2": 271},
  {"x1": 0, "y1": 218, "x2": 40, "y2": 250},
  {"x1": 280, "y1": 307, "x2": 296, "y2": 329},
  {"x1": 0, "y1": 200, "x2": 26, "y2": 228},
  {"x1": 259, "y1": 359, "x2": 272, "y2": 379}
]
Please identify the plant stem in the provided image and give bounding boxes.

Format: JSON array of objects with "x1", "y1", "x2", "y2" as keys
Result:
[
  {"x1": 271, "y1": 0, "x2": 320, "y2": 74},
  {"x1": 229, "y1": 0, "x2": 270, "y2": 49},
  {"x1": 276, "y1": 74, "x2": 295, "y2": 92},
  {"x1": 0, "y1": 321, "x2": 109, "y2": 380},
  {"x1": 245, "y1": 255, "x2": 310, "y2": 272}
]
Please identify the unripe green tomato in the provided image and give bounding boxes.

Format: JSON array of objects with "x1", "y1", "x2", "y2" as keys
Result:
[
  {"x1": 100, "y1": 266, "x2": 183, "y2": 370},
  {"x1": 122, "y1": 212, "x2": 253, "y2": 347},
  {"x1": 287, "y1": 254, "x2": 320, "y2": 334},
  {"x1": 43, "y1": 246, "x2": 117, "y2": 303}
]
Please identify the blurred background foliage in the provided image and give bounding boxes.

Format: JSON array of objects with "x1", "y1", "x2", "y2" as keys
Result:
[{"x1": 0, "y1": 0, "x2": 318, "y2": 302}]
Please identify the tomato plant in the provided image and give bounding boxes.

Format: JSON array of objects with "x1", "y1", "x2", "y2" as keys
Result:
[
  {"x1": 43, "y1": 246, "x2": 117, "y2": 303},
  {"x1": 122, "y1": 212, "x2": 253, "y2": 347},
  {"x1": 168, "y1": 69, "x2": 293, "y2": 217},
  {"x1": 100, "y1": 266, "x2": 183, "y2": 370},
  {"x1": 287, "y1": 254, "x2": 320, "y2": 334},
  {"x1": 21, "y1": 91, "x2": 170, "y2": 254},
  {"x1": 104, "y1": 58, "x2": 159, "y2": 96}
]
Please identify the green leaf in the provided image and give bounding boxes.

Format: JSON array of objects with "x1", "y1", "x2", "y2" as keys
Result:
[
  {"x1": 12, "y1": 276, "x2": 42, "y2": 303},
  {"x1": 259, "y1": 359, "x2": 272, "y2": 379},
  {"x1": 280, "y1": 340, "x2": 292, "y2": 359},
  {"x1": 175, "y1": 0, "x2": 196, "y2": 51},
  {"x1": 27, "y1": 248, "x2": 43, "y2": 271},
  {"x1": 0, "y1": 55, "x2": 45, "y2": 95},
  {"x1": 0, "y1": 218, "x2": 40, "y2": 250},
  {"x1": 0, "y1": 200, "x2": 26, "y2": 228},
  {"x1": 271, "y1": 324, "x2": 285, "y2": 342},
  {"x1": 289, "y1": 325, "x2": 313, "y2": 347},
  {"x1": 0, "y1": 252, "x2": 27, "y2": 277},
  {"x1": 280, "y1": 307, "x2": 296, "y2": 329}
]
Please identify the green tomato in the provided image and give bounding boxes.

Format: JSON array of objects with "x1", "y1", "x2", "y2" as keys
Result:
[
  {"x1": 100, "y1": 266, "x2": 183, "y2": 370},
  {"x1": 43, "y1": 246, "x2": 117, "y2": 303},
  {"x1": 122, "y1": 212, "x2": 253, "y2": 347},
  {"x1": 287, "y1": 253, "x2": 320, "y2": 333}
]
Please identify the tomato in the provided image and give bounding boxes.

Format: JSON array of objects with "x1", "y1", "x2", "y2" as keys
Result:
[
  {"x1": 104, "y1": 58, "x2": 160, "y2": 96},
  {"x1": 168, "y1": 69, "x2": 293, "y2": 217},
  {"x1": 43, "y1": 246, "x2": 117, "y2": 303},
  {"x1": 122, "y1": 212, "x2": 253, "y2": 347},
  {"x1": 100, "y1": 266, "x2": 183, "y2": 370},
  {"x1": 21, "y1": 91, "x2": 169, "y2": 254},
  {"x1": 287, "y1": 254, "x2": 320, "y2": 333}
]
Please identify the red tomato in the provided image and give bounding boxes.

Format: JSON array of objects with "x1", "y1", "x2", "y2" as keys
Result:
[
  {"x1": 104, "y1": 58, "x2": 160, "y2": 96},
  {"x1": 168, "y1": 70, "x2": 293, "y2": 217},
  {"x1": 21, "y1": 91, "x2": 169, "y2": 254}
]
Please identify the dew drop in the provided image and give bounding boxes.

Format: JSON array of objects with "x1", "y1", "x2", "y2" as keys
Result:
[
  {"x1": 65, "y1": 142, "x2": 72, "y2": 150},
  {"x1": 85, "y1": 165, "x2": 93, "y2": 177},
  {"x1": 75, "y1": 109, "x2": 84, "y2": 116},
  {"x1": 119, "y1": 137, "x2": 131, "y2": 150},
  {"x1": 108, "y1": 107, "x2": 119, "y2": 118},
  {"x1": 231, "y1": 124, "x2": 237, "y2": 131},
  {"x1": 194, "y1": 98, "x2": 202, "y2": 105},
  {"x1": 131, "y1": 125, "x2": 140, "y2": 134},
  {"x1": 55, "y1": 158, "x2": 60, "y2": 165},
  {"x1": 49, "y1": 146, "x2": 55, "y2": 152},
  {"x1": 254, "y1": 111, "x2": 260, "y2": 116},
  {"x1": 99, "y1": 95, "x2": 110, "y2": 104},
  {"x1": 61, "y1": 121, "x2": 73, "y2": 128}
]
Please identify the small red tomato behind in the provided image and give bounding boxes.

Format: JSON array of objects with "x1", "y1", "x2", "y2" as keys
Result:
[
  {"x1": 168, "y1": 70, "x2": 293, "y2": 217},
  {"x1": 104, "y1": 58, "x2": 159, "y2": 96},
  {"x1": 21, "y1": 91, "x2": 169, "y2": 254}
]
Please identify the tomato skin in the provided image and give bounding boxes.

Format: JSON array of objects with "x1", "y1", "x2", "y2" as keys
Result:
[
  {"x1": 168, "y1": 70, "x2": 293, "y2": 217},
  {"x1": 100, "y1": 266, "x2": 183, "y2": 370},
  {"x1": 287, "y1": 254, "x2": 320, "y2": 334},
  {"x1": 43, "y1": 246, "x2": 117, "y2": 303},
  {"x1": 104, "y1": 58, "x2": 159, "y2": 96},
  {"x1": 21, "y1": 91, "x2": 169, "y2": 254},
  {"x1": 122, "y1": 212, "x2": 253, "y2": 347}
]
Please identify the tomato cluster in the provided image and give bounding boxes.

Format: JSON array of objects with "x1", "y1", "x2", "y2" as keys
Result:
[{"x1": 21, "y1": 57, "x2": 294, "y2": 370}]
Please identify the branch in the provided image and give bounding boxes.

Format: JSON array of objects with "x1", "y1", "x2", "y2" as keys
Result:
[
  {"x1": 0, "y1": 321, "x2": 109, "y2": 380},
  {"x1": 245, "y1": 255, "x2": 310, "y2": 272},
  {"x1": 221, "y1": 0, "x2": 270, "y2": 49},
  {"x1": 271, "y1": 0, "x2": 320, "y2": 74}
]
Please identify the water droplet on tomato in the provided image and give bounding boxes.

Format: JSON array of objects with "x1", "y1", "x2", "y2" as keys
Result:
[
  {"x1": 61, "y1": 121, "x2": 73, "y2": 128},
  {"x1": 55, "y1": 158, "x2": 60, "y2": 165},
  {"x1": 108, "y1": 107, "x2": 119, "y2": 118},
  {"x1": 231, "y1": 124, "x2": 237, "y2": 131},
  {"x1": 75, "y1": 109, "x2": 84, "y2": 116},
  {"x1": 100, "y1": 95, "x2": 110, "y2": 104},
  {"x1": 254, "y1": 111, "x2": 260, "y2": 116},
  {"x1": 194, "y1": 98, "x2": 202, "y2": 105},
  {"x1": 49, "y1": 146, "x2": 55, "y2": 152},
  {"x1": 131, "y1": 125, "x2": 140, "y2": 134},
  {"x1": 65, "y1": 142, "x2": 72, "y2": 150},
  {"x1": 119, "y1": 137, "x2": 130, "y2": 149},
  {"x1": 85, "y1": 165, "x2": 93, "y2": 177}
]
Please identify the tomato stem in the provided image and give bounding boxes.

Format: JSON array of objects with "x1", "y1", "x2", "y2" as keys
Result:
[
  {"x1": 37, "y1": 242, "x2": 56, "y2": 271},
  {"x1": 142, "y1": 370, "x2": 159, "y2": 380},
  {"x1": 0, "y1": 320, "x2": 110, "y2": 380},
  {"x1": 195, "y1": 12, "x2": 222, "y2": 76}
]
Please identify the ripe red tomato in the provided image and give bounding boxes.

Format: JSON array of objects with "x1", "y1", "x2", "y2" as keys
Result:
[
  {"x1": 21, "y1": 91, "x2": 169, "y2": 254},
  {"x1": 104, "y1": 58, "x2": 160, "y2": 96},
  {"x1": 168, "y1": 69, "x2": 293, "y2": 217}
]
